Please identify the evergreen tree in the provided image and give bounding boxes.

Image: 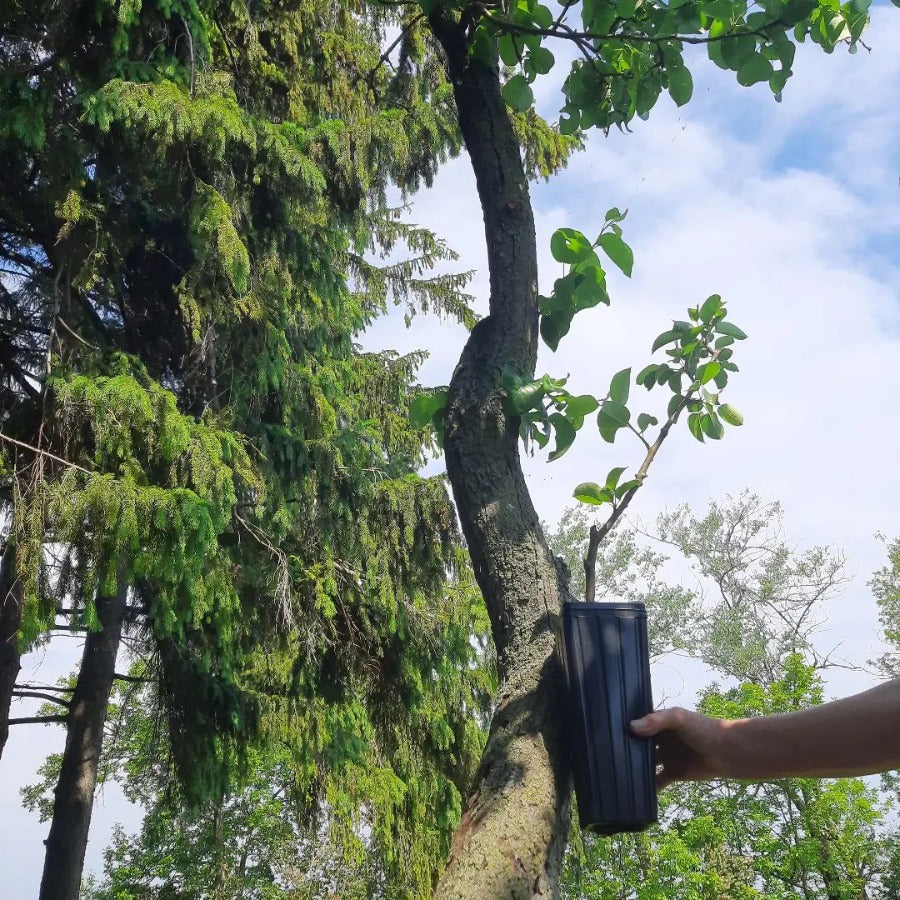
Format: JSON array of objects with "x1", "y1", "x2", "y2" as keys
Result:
[{"x1": 2, "y1": 0, "x2": 490, "y2": 895}]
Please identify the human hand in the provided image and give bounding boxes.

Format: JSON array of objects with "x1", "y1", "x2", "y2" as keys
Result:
[{"x1": 630, "y1": 707, "x2": 733, "y2": 790}]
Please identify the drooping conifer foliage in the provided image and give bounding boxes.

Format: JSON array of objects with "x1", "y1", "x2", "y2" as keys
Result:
[{"x1": 1, "y1": 0, "x2": 495, "y2": 894}]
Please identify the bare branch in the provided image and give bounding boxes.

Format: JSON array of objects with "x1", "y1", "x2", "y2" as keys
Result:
[
  {"x1": 11, "y1": 690, "x2": 71, "y2": 707},
  {"x1": 9, "y1": 715, "x2": 67, "y2": 725}
]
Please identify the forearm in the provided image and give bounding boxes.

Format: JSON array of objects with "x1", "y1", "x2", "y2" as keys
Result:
[{"x1": 718, "y1": 678, "x2": 900, "y2": 780}]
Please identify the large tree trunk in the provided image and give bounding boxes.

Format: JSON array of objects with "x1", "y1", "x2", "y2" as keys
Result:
[
  {"x1": 39, "y1": 580, "x2": 128, "y2": 900},
  {"x1": 0, "y1": 540, "x2": 23, "y2": 759},
  {"x1": 430, "y1": 15, "x2": 574, "y2": 899}
]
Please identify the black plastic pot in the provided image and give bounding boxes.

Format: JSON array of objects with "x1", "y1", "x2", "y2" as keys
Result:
[{"x1": 561, "y1": 600, "x2": 658, "y2": 834}]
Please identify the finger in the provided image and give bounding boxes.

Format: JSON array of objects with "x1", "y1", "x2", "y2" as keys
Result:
[{"x1": 630, "y1": 708, "x2": 680, "y2": 737}]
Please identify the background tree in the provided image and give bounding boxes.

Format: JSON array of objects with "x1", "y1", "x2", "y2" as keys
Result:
[{"x1": 552, "y1": 496, "x2": 894, "y2": 899}]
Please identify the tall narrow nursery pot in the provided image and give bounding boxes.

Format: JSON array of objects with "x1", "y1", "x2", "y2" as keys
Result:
[{"x1": 561, "y1": 600, "x2": 658, "y2": 834}]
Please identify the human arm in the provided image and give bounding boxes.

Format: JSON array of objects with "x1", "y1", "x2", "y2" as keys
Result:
[{"x1": 631, "y1": 678, "x2": 900, "y2": 789}]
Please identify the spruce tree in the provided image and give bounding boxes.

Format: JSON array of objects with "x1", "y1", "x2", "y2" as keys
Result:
[{"x1": 1, "y1": 0, "x2": 489, "y2": 895}]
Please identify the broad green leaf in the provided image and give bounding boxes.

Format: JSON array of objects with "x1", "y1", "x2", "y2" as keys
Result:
[
  {"x1": 652, "y1": 329, "x2": 682, "y2": 353},
  {"x1": 668, "y1": 66, "x2": 693, "y2": 106},
  {"x1": 688, "y1": 412, "x2": 704, "y2": 442},
  {"x1": 528, "y1": 46, "x2": 555, "y2": 75},
  {"x1": 600, "y1": 400, "x2": 630, "y2": 426},
  {"x1": 499, "y1": 34, "x2": 521, "y2": 67},
  {"x1": 597, "y1": 232, "x2": 634, "y2": 277},
  {"x1": 718, "y1": 403, "x2": 744, "y2": 426},
  {"x1": 715, "y1": 321, "x2": 748, "y2": 340},
  {"x1": 637, "y1": 412, "x2": 658, "y2": 432},
  {"x1": 532, "y1": 3, "x2": 554, "y2": 28},
  {"x1": 713, "y1": 370, "x2": 729, "y2": 390},
  {"x1": 566, "y1": 394, "x2": 600, "y2": 418},
  {"x1": 540, "y1": 311, "x2": 570, "y2": 351},
  {"x1": 700, "y1": 412, "x2": 724, "y2": 439},
  {"x1": 698, "y1": 293, "x2": 723, "y2": 323},
  {"x1": 697, "y1": 361, "x2": 721, "y2": 385},
  {"x1": 737, "y1": 54, "x2": 774, "y2": 87},
  {"x1": 548, "y1": 413, "x2": 577, "y2": 461},
  {"x1": 604, "y1": 207, "x2": 627, "y2": 223},
  {"x1": 409, "y1": 389, "x2": 447, "y2": 428},
  {"x1": 609, "y1": 367, "x2": 631, "y2": 405},
  {"x1": 550, "y1": 227, "x2": 592, "y2": 264},
  {"x1": 573, "y1": 482, "x2": 612, "y2": 505},
  {"x1": 531, "y1": 423, "x2": 551, "y2": 448},
  {"x1": 615, "y1": 478, "x2": 643, "y2": 498},
  {"x1": 605, "y1": 466, "x2": 627, "y2": 490},
  {"x1": 501, "y1": 75, "x2": 534, "y2": 112},
  {"x1": 721, "y1": 34, "x2": 757, "y2": 71},
  {"x1": 636, "y1": 364, "x2": 657, "y2": 387}
]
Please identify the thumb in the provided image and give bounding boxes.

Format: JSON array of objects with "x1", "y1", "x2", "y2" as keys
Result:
[{"x1": 630, "y1": 709, "x2": 674, "y2": 737}]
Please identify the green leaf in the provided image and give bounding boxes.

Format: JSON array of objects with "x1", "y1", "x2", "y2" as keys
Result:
[
  {"x1": 566, "y1": 394, "x2": 600, "y2": 418},
  {"x1": 550, "y1": 227, "x2": 592, "y2": 264},
  {"x1": 636, "y1": 364, "x2": 657, "y2": 387},
  {"x1": 540, "y1": 311, "x2": 570, "y2": 351},
  {"x1": 499, "y1": 34, "x2": 521, "y2": 67},
  {"x1": 409, "y1": 388, "x2": 448, "y2": 428},
  {"x1": 604, "y1": 207, "x2": 627, "y2": 223},
  {"x1": 528, "y1": 46, "x2": 555, "y2": 75},
  {"x1": 637, "y1": 412, "x2": 658, "y2": 432},
  {"x1": 715, "y1": 321, "x2": 748, "y2": 340},
  {"x1": 698, "y1": 293, "x2": 723, "y2": 323},
  {"x1": 417, "y1": 0, "x2": 439, "y2": 12},
  {"x1": 697, "y1": 361, "x2": 721, "y2": 385},
  {"x1": 688, "y1": 412, "x2": 704, "y2": 442},
  {"x1": 501, "y1": 75, "x2": 534, "y2": 111},
  {"x1": 700, "y1": 412, "x2": 724, "y2": 439},
  {"x1": 615, "y1": 478, "x2": 642, "y2": 498},
  {"x1": 509, "y1": 380, "x2": 545, "y2": 413},
  {"x1": 605, "y1": 466, "x2": 627, "y2": 490},
  {"x1": 737, "y1": 54, "x2": 774, "y2": 87},
  {"x1": 609, "y1": 367, "x2": 631, "y2": 405},
  {"x1": 721, "y1": 33, "x2": 757, "y2": 71},
  {"x1": 573, "y1": 482, "x2": 612, "y2": 505},
  {"x1": 600, "y1": 400, "x2": 630, "y2": 427},
  {"x1": 713, "y1": 370, "x2": 729, "y2": 390},
  {"x1": 548, "y1": 413, "x2": 577, "y2": 461},
  {"x1": 652, "y1": 329, "x2": 682, "y2": 353},
  {"x1": 718, "y1": 403, "x2": 744, "y2": 426},
  {"x1": 532, "y1": 3, "x2": 554, "y2": 28},
  {"x1": 597, "y1": 232, "x2": 634, "y2": 277},
  {"x1": 667, "y1": 66, "x2": 693, "y2": 106}
]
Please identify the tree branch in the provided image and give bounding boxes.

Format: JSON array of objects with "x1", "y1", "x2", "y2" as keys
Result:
[
  {"x1": 584, "y1": 394, "x2": 690, "y2": 601},
  {"x1": 9, "y1": 715, "x2": 67, "y2": 725},
  {"x1": 12, "y1": 690, "x2": 71, "y2": 707},
  {"x1": 482, "y1": 14, "x2": 784, "y2": 48},
  {"x1": 0, "y1": 432, "x2": 94, "y2": 476}
]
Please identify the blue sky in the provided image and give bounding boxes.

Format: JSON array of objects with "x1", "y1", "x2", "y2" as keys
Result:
[{"x1": 3, "y1": 7, "x2": 899, "y2": 895}]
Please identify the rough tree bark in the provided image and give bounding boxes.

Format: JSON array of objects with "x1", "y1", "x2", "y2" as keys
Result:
[
  {"x1": 39, "y1": 580, "x2": 128, "y2": 900},
  {"x1": 430, "y1": 14, "x2": 575, "y2": 899},
  {"x1": 0, "y1": 540, "x2": 23, "y2": 758}
]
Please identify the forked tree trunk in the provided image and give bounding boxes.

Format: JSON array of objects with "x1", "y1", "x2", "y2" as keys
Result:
[
  {"x1": 39, "y1": 580, "x2": 128, "y2": 900},
  {"x1": 430, "y1": 14, "x2": 574, "y2": 899},
  {"x1": 0, "y1": 541, "x2": 23, "y2": 759}
]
